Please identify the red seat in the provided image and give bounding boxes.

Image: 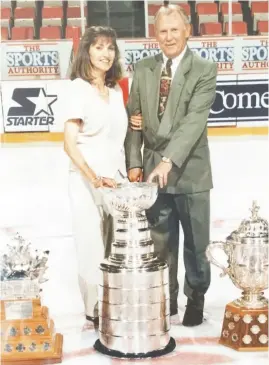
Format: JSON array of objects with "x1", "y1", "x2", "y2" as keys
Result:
[
  {"x1": 43, "y1": 1, "x2": 63, "y2": 6},
  {"x1": 220, "y1": 2, "x2": 243, "y2": 23},
  {"x1": 66, "y1": 6, "x2": 87, "y2": 18},
  {"x1": 67, "y1": 0, "x2": 86, "y2": 6},
  {"x1": 66, "y1": 6, "x2": 87, "y2": 26},
  {"x1": 195, "y1": 0, "x2": 215, "y2": 11},
  {"x1": 197, "y1": 3, "x2": 218, "y2": 27},
  {"x1": 200, "y1": 22, "x2": 222, "y2": 36},
  {"x1": 16, "y1": 0, "x2": 36, "y2": 8},
  {"x1": 65, "y1": 26, "x2": 82, "y2": 39},
  {"x1": 1, "y1": 7, "x2": 11, "y2": 19},
  {"x1": 221, "y1": 2, "x2": 242, "y2": 14},
  {"x1": 1, "y1": 7, "x2": 11, "y2": 27},
  {"x1": 147, "y1": 2, "x2": 191, "y2": 32},
  {"x1": 224, "y1": 21, "x2": 248, "y2": 35},
  {"x1": 42, "y1": 7, "x2": 63, "y2": 19},
  {"x1": 1, "y1": 1, "x2": 12, "y2": 7},
  {"x1": 42, "y1": 7, "x2": 63, "y2": 26},
  {"x1": 14, "y1": 7, "x2": 35, "y2": 19},
  {"x1": 11, "y1": 26, "x2": 34, "y2": 40},
  {"x1": 251, "y1": 1, "x2": 269, "y2": 30},
  {"x1": 257, "y1": 20, "x2": 269, "y2": 34},
  {"x1": 1, "y1": 27, "x2": 9, "y2": 40},
  {"x1": 14, "y1": 7, "x2": 35, "y2": 27},
  {"x1": 251, "y1": 1, "x2": 269, "y2": 14},
  {"x1": 148, "y1": 3, "x2": 190, "y2": 16},
  {"x1": 196, "y1": 3, "x2": 218, "y2": 14},
  {"x1": 40, "y1": 26, "x2": 62, "y2": 39},
  {"x1": 148, "y1": 24, "x2": 155, "y2": 38}
]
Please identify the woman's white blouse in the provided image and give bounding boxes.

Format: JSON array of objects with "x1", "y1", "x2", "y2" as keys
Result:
[{"x1": 64, "y1": 78, "x2": 128, "y2": 178}]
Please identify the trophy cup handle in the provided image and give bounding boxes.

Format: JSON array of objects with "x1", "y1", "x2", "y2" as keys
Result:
[{"x1": 206, "y1": 241, "x2": 230, "y2": 277}]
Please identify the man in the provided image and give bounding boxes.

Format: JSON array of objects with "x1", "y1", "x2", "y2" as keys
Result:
[{"x1": 125, "y1": 4, "x2": 217, "y2": 327}]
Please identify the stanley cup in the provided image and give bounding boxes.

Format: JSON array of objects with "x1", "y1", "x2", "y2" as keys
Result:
[{"x1": 94, "y1": 182, "x2": 176, "y2": 358}]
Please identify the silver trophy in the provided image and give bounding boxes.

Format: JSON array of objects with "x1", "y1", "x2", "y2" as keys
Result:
[
  {"x1": 1, "y1": 233, "x2": 63, "y2": 362},
  {"x1": 0, "y1": 233, "x2": 49, "y2": 300},
  {"x1": 206, "y1": 201, "x2": 268, "y2": 350},
  {"x1": 94, "y1": 182, "x2": 176, "y2": 358}
]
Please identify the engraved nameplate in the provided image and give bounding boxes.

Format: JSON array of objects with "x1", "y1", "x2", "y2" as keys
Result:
[{"x1": 4, "y1": 300, "x2": 33, "y2": 320}]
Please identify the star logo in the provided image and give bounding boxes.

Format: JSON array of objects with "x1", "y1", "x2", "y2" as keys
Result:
[{"x1": 28, "y1": 88, "x2": 57, "y2": 116}]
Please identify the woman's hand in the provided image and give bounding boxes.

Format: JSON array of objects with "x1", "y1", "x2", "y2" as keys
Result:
[
  {"x1": 130, "y1": 113, "x2": 142, "y2": 131},
  {"x1": 91, "y1": 176, "x2": 117, "y2": 188},
  {"x1": 101, "y1": 177, "x2": 117, "y2": 188}
]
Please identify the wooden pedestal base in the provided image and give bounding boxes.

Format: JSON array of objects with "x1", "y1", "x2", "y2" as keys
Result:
[
  {"x1": 1, "y1": 298, "x2": 63, "y2": 364},
  {"x1": 219, "y1": 302, "x2": 268, "y2": 351}
]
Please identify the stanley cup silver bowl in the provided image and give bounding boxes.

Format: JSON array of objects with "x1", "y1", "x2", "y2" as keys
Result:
[
  {"x1": 94, "y1": 182, "x2": 175, "y2": 358},
  {"x1": 206, "y1": 201, "x2": 268, "y2": 308}
]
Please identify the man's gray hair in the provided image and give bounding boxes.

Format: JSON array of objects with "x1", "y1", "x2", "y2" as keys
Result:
[{"x1": 154, "y1": 4, "x2": 190, "y2": 26}]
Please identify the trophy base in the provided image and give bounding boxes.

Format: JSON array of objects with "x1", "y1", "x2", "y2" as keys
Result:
[
  {"x1": 94, "y1": 337, "x2": 176, "y2": 359},
  {"x1": 1, "y1": 333, "x2": 63, "y2": 365},
  {"x1": 219, "y1": 302, "x2": 268, "y2": 351}
]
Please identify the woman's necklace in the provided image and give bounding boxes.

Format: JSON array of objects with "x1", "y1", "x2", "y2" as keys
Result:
[
  {"x1": 98, "y1": 86, "x2": 108, "y2": 96},
  {"x1": 96, "y1": 85, "x2": 109, "y2": 102}
]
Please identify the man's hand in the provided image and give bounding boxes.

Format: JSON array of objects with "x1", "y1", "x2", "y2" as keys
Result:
[
  {"x1": 128, "y1": 168, "x2": 143, "y2": 182},
  {"x1": 147, "y1": 161, "x2": 172, "y2": 188},
  {"x1": 130, "y1": 114, "x2": 142, "y2": 131}
]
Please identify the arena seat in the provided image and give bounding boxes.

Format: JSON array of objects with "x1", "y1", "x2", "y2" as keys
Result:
[
  {"x1": 224, "y1": 21, "x2": 248, "y2": 36},
  {"x1": 65, "y1": 25, "x2": 82, "y2": 39},
  {"x1": 66, "y1": 6, "x2": 87, "y2": 27},
  {"x1": 66, "y1": 1, "x2": 86, "y2": 7},
  {"x1": 200, "y1": 22, "x2": 222, "y2": 36},
  {"x1": 195, "y1": 0, "x2": 216, "y2": 11},
  {"x1": 13, "y1": 7, "x2": 36, "y2": 27},
  {"x1": 1, "y1": 27, "x2": 9, "y2": 40},
  {"x1": 42, "y1": 7, "x2": 63, "y2": 26},
  {"x1": 148, "y1": 23, "x2": 155, "y2": 37},
  {"x1": 147, "y1": 2, "x2": 191, "y2": 34},
  {"x1": 43, "y1": 1, "x2": 64, "y2": 7},
  {"x1": 147, "y1": 2, "x2": 190, "y2": 16},
  {"x1": 257, "y1": 20, "x2": 268, "y2": 35},
  {"x1": 196, "y1": 3, "x2": 218, "y2": 28},
  {"x1": 1, "y1": 1, "x2": 12, "y2": 7},
  {"x1": 251, "y1": 1, "x2": 269, "y2": 31},
  {"x1": 148, "y1": 23, "x2": 193, "y2": 38},
  {"x1": 15, "y1": 0, "x2": 36, "y2": 8},
  {"x1": 11, "y1": 26, "x2": 34, "y2": 40},
  {"x1": 1, "y1": 7, "x2": 11, "y2": 27},
  {"x1": 218, "y1": 0, "x2": 240, "y2": 7},
  {"x1": 221, "y1": 2, "x2": 243, "y2": 23},
  {"x1": 40, "y1": 26, "x2": 62, "y2": 39}
]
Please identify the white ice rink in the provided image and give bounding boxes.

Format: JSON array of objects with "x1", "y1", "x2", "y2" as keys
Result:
[{"x1": 0, "y1": 134, "x2": 268, "y2": 365}]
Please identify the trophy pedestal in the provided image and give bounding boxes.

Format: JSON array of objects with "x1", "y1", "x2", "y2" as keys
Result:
[
  {"x1": 219, "y1": 302, "x2": 268, "y2": 351},
  {"x1": 1, "y1": 298, "x2": 63, "y2": 364}
]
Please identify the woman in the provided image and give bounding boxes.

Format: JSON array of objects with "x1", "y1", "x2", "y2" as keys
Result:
[{"x1": 63, "y1": 26, "x2": 127, "y2": 329}]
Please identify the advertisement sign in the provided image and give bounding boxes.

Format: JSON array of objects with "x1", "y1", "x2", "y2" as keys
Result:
[
  {"x1": 1, "y1": 82, "x2": 58, "y2": 132},
  {"x1": 1, "y1": 40, "x2": 73, "y2": 81},
  {"x1": 118, "y1": 36, "x2": 268, "y2": 76},
  {"x1": 0, "y1": 90, "x2": 4, "y2": 135},
  {"x1": 2, "y1": 75, "x2": 267, "y2": 133},
  {"x1": 118, "y1": 39, "x2": 161, "y2": 73},
  {"x1": 208, "y1": 76, "x2": 269, "y2": 126},
  {"x1": 240, "y1": 37, "x2": 269, "y2": 73},
  {"x1": 189, "y1": 37, "x2": 235, "y2": 73}
]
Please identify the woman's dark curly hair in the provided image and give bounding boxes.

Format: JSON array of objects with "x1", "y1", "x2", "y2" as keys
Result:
[{"x1": 70, "y1": 26, "x2": 122, "y2": 88}]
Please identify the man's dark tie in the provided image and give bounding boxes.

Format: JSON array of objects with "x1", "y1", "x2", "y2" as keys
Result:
[{"x1": 158, "y1": 58, "x2": 172, "y2": 121}]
